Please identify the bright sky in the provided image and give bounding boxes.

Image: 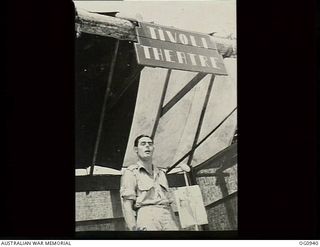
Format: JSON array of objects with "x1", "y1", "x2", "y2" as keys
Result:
[{"x1": 74, "y1": 0, "x2": 236, "y2": 36}]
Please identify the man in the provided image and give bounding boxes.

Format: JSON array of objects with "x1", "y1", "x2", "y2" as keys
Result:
[{"x1": 120, "y1": 134, "x2": 180, "y2": 231}]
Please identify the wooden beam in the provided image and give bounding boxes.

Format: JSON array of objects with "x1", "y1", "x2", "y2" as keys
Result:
[
  {"x1": 76, "y1": 175, "x2": 121, "y2": 192},
  {"x1": 76, "y1": 217, "x2": 124, "y2": 225},
  {"x1": 105, "y1": 65, "x2": 144, "y2": 113},
  {"x1": 75, "y1": 7, "x2": 237, "y2": 58},
  {"x1": 196, "y1": 172, "x2": 230, "y2": 178},
  {"x1": 76, "y1": 8, "x2": 137, "y2": 41},
  {"x1": 161, "y1": 72, "x2": 207, "y2": 117},
  {"x1": 76, "y1": 173, "x2": 186, "y2": 192},
  {"x1": 205, "y1": 191, "x2": 237, "y2": 210}
]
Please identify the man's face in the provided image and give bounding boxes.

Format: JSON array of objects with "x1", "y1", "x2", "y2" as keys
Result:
[{"x1": 135, "y1": 137, "x2": 154, "y2": 160}]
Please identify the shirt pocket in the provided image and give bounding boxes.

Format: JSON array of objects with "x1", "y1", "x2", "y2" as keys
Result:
[{"x1": 137, "y1": 176, "x2": 153, "y2": 191}]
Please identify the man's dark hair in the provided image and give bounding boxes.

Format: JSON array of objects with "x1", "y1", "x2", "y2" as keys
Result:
[{"x1": 134, "y1": 134, "x2": 153, "y2": 147}]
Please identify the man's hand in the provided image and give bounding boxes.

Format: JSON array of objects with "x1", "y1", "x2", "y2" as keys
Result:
[
  {"x1": 122, "y1": 199, "x2": 137, "y2": 231},
  {"x1": 179, "y1": 163, "x2": 191, "y2": 172}
]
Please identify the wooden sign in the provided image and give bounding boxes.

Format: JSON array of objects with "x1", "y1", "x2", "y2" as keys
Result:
[
  {"x1": 135, "y1": 37, "x2": 227, "y2": 75},
  {"x1": 134, "y1": 22, "x2": 227, "y2": 75},
  {"x1": 136, "y1": 22, "x2": 217, "y2": 50}
]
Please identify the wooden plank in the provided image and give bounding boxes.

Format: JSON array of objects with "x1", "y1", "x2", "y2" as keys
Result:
[
  {"x1": 76, "y1": 217, "x2": 124, "y2": 225},
  {"x1": 76, "y1": 175, "x2": 121, "y2": 192},
  {"x1": 196, "y1": 172, "x2": 230, "y2": 178},
  {"x1": 76, "y1": 173, "x2": 185, "y2": 192},
  {"x1": 161, "y1": 73, "x2": 207, "y2": 116},
  {"x1": 205, "y1": 191, "x2": 237, "y2": 209},
  {"x1": 75, "y1": 7, "x2": 237, "y2": 58}
]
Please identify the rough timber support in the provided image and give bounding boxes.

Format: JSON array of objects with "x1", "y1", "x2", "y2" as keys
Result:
[{"x1": 75, "y1": 8, "x2": 237, "y2": 58}]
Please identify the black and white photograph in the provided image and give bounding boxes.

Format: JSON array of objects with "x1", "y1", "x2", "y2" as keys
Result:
[
  {"x1": 74, "y1": 0, "x2": 237, "y2": 233},
  {"x1": 3, "y1": 0, "x2": 319, "y2": 242}
]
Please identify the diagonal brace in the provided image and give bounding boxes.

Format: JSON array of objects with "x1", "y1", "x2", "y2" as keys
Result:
[{"x1": 161, "y1": 72, "x2": 207, "y2": 116}]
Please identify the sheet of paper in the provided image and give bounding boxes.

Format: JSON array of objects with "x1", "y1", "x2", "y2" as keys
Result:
[{"x1": 174, "y1": 185, "x2": 208, "y2": 228}]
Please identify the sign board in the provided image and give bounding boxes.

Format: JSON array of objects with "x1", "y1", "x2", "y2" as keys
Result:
[
  {"x1": 174, "y1": 185, "x2": 208, "y2": 228},
  {"x1": 134, "y1": 22, "x2": 227, "y2": 75},
  {"x1": 136, "y1": 22, "x2": 217, "y2": 50}
]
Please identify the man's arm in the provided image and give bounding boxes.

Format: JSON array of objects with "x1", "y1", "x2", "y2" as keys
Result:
[
  {"x1": 120, "y1": 168, "x2": 138, "y2": 231},
  {"x1": 122, "y1": 199, "x2": 136, "y2": 231}
]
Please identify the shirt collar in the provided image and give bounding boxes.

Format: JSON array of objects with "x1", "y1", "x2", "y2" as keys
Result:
[{"x1": 137, "y1": 160, "x2": 160, "y2": 176}]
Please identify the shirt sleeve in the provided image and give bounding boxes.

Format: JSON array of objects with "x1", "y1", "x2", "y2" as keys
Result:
[{"x1": 120, "y1": 169, "x2": 137, "y2": 200}]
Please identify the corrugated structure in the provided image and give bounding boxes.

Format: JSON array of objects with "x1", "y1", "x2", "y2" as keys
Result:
[{"x1": 75, "y1": 5, "x2": 237, "y2": 232}]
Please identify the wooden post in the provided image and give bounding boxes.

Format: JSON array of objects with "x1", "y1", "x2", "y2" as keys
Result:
[
  {"x1": 110, "y1": 189, "x2": 125, "y2": 230},
  {"x1": 186, "y1": 74, "x2": 215, "y2": 185},
  {"x1": 151, "y1": 69, "x2": 171, "y2": 139},
  {"x1": 183, "y1": 172, "x2": 190, "y2": 186},
  {"x1": 90, "y1": 40, "x2": 120, "y2": 176},
  {"x1": 182, "y1": 74, "x2": 215, "y2": 231}
]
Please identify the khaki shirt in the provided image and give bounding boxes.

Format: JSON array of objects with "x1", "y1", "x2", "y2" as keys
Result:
[{"x1": 120, "y1": 162, "x2": 173, "y2": 209}]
